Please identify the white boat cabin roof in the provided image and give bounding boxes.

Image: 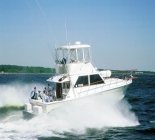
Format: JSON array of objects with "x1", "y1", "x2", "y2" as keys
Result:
[
  {"x1": 56, "y1": 44, "x2": 90, "y2": 50},
  {"x1": 47, "y1": 75, "x2": 69, "y2": 83}
]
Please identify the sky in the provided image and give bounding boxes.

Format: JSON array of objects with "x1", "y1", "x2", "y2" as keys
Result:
[{"x1": 0, "y1": 0, "x2": 155, "y2": 71}]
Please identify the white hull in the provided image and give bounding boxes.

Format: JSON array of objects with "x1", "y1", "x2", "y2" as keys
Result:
[{"x1": 25, "y1": 83, "x2": 129, "y2": 115}]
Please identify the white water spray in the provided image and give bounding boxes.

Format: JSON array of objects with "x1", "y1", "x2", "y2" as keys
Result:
[
  {"x1": 0, "y1": 83, "x2": 46, "y2": 107},
  {"x1": 0, "y1": 87, "x2": 139, "y2": 139}
]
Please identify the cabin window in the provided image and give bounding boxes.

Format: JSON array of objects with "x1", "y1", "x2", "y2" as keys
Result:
[
  {"x1": 83, "y1": 48, "x2": 91, "y2": 62},
  {"x1": 90, "y1": 74, "x2": 104, "y2": 85},
  {"x1": 63, "y1": 81, "x2": 70, "y2": 89},
  {"x1": 77, "y1": 48, "x2": 83, "y2": 62},
  {"x1": 70, "y1": 49, "x2": 77, "y2": 63},
  {"x1": 74, "y1": 75, "x2": 88, "y2": 87},
  {"x1": 56, "y1": 49, "x2": 68, "y2": 64},
  {"x1": 62, "y1": 82, "x2": 70, "y2": 97}
]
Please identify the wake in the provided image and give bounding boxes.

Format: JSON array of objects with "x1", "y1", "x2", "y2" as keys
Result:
[
  {"x1": 0, "y1": 97, "x2": 139, "y2": 139},
  {"x1": 0, "y1": 84, "x2": 139, "y2": 139},
  {"x1": 0, "y1": 83, "x2": 46, "y2": 107}
]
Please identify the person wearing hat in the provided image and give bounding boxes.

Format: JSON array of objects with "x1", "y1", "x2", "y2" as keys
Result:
[{"x1": 37, "y1": 89, "x2": 42, "y2": 100}]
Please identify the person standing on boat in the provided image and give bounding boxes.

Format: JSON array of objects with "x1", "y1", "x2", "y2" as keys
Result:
[
  {"x1": 61, "y1": 58, "x2": 66, "y2": 64},
  {"x1": 44, "y1": 87, "x2": 47, "y2": 94},
  {"x1": 47, "y1": 84, "x2": 52, "y2": 96},
  {"x1": 43, "y1": 84, "x2": 53, "y2": 102},
  {"x1": 51, "y1": 87, "x2": 56, "y2": 101},
  {"x1": 42, "y1": 90, "x2": 51, "y2": 102},
  {"x1": 37, "y1": 89, "x2": 42, "y2": 100},
  {"x1": 47, "y1": 88, "x2": 54, "y2": 102},
  {"x1": 30, "y1": 87, "x2": 37, "y2": 99},
  {"x1": 46, "y1": 84, "x2": 51, "y2": 92}
]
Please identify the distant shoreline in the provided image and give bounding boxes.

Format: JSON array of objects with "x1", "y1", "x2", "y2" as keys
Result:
[
  {"x1": 1, "y1": 72, "x2": 155, "y2": 75},
  {"x1": 0, "y1": 73, "x2": 53, "y2": 75},
  {"x1": 0, "y1": 65, "x2": 55, "y2": 74},
  {"x1": 0, "y1": 65, "x2": 155, "y2": 75}
]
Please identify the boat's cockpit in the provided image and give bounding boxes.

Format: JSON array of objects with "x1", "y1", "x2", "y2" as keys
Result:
[{"x1": 46, "y1": 42, "x2": 109, "y2": 101}]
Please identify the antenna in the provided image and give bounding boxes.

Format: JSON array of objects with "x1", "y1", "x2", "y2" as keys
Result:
[
  {"x1": 35, "y1": 0, "x2": 58, "y2": 48},
  {"x1": 26, "y1": 0, "x2": 55, "y2": 68},
  {"x1": 65, "y1": 20, "x2": 69, "y2": 45}
]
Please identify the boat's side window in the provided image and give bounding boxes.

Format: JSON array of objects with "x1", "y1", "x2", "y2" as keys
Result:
[
  {"x1": 74, "y1": 75, "x2": 88, "y2": 87},
  {"x1": 62, "y1": 82, "x2": 70, "y2": 95},
  {"x1": 90, "y1": 74, "x2": 104, "y2": 85},
  {"x1": 66, "y1": 82, "x2": 70, "y2": 89},
  {"x1": 63, "y1": 82, "x2": 70, "y2": 89}
]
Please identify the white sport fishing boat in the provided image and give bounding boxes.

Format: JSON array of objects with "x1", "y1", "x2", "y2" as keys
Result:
[{"x1": 24, "y1": 42, "x2": 135, "y2": 115}]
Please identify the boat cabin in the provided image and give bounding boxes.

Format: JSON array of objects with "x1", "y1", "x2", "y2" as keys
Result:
[{"x1": 47, "y1": 42, "x2": 107, "y2": 100}]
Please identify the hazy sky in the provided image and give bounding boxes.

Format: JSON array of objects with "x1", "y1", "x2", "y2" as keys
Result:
[{"x1": 0, "y1": 0, "x2": 155, "y2": 71}]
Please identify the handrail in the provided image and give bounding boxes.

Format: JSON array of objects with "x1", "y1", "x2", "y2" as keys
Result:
[
  {"x1": 75, "y1": 69, "x2": 137, "y2": 96},
  {"x1": 111, "y1": 69, "x2": 137, "y2": 78},
  {"x1": 75, "y1": 73, "x2": 137, "y2": 88}
]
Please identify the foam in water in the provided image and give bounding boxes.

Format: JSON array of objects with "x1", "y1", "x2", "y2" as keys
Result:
[
  {"x1": 0, "y1": 84, "x2": 139, "y2": 139},
  {"x1": 0, "y1": 83, "x2": 46, "y2": 107}
]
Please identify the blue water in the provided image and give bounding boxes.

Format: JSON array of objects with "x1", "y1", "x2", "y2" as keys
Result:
[{"x1": 0, "y1": 74, "x2": 155, "y2": 140}]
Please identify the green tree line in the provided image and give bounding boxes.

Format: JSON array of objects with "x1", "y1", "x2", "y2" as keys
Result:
[{"x1": 0, "y1": 65, "x2": 55, "y2": 73}]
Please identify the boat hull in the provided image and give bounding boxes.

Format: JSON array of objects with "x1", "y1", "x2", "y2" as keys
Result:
[{"x1": 26, "y1": 84, "x2": 129, "y2": 114}]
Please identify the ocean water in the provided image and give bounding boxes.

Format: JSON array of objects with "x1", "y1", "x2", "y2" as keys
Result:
[{"x1": 0, "y1": 74, "x2": 155, "y2": 140}]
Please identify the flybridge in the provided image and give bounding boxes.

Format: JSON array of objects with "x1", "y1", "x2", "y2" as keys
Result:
[
  {"x1": 55, "y1": 42, "x2": 91, "y2": 65},
  {"x1": 55, "y1": 42, "x2": 92, "y2": 74}
]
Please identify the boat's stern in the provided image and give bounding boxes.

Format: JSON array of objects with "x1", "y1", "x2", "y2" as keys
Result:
[{"x1": 24, "y1": 101, "x2": 43, "y2": 115}]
